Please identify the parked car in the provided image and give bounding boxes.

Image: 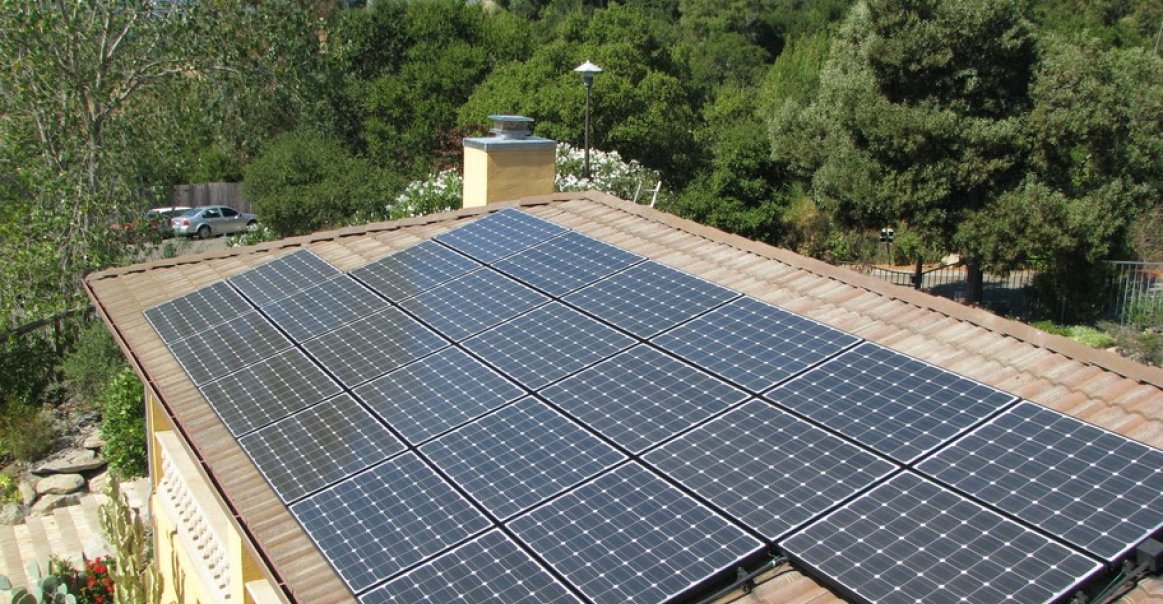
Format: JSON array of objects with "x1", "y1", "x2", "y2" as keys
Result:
[
  {"x1": 172, "y1": 205, "x2": 258, "y2": 239},
  {"x1": 145, "y1": 206, "x2": 191, "y2": 236}
]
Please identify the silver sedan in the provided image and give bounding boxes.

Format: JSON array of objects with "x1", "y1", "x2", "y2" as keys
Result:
[{"x1": 172, "y1": 206, "x2": 258, "y2": 239}]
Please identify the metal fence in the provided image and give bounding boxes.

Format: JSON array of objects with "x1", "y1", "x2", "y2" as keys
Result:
[{"x1": 1106, "y1": 261, "x2": 1163, "y2": 326}]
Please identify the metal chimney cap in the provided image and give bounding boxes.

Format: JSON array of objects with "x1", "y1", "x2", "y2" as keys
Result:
[{"x1": 488, "y1": 115, "x2": 535, "y2": 140}]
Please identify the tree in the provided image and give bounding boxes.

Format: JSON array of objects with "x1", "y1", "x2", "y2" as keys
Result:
[{"x1": 771, "y1": 0, "x2": 1037, "y2": 301}]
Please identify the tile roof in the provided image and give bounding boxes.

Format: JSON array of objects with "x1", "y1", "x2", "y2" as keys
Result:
[{"x1": 84, "y1": 192, "x2": 1163, "y2": 604}]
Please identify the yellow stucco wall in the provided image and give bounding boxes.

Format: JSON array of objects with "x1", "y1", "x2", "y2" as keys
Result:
[
  {"x1": 462, "y1": 145, "x2": 555, "y2": 208},
  {"x1": 154, "y1": 497, "x2": 219, "y2": 604}
]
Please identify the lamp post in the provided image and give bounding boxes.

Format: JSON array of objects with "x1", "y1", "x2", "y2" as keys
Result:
[{"x1": 574, "y1": 60, "x2": 602, "y2": 180}]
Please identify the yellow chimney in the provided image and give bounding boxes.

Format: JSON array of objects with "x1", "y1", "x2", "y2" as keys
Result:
[{"x1": 462, "y1": 115, "x2": 556, "y2": 208}]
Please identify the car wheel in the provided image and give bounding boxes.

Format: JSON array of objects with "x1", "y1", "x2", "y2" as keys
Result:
[
  {"x1": 197, "y1": 225, "x2": 211, "y2": 239},
  {"x1": 246, "y1": 220, "x2": 258, "y2": 232}
]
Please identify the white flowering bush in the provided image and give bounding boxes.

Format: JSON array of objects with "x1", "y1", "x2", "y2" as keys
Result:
[
  {"x1": 389, "y1": 169, "x2": 463, "y2": 219},
  {"x1": 555, "y1": 143, "x2": 660, "y2": 200}
]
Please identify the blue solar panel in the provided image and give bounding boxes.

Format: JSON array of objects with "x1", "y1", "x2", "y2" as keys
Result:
[
  {"x1": 399, "y1": 268, "x2": 548, "y2": 341},
  {"x1": 781, "y1": 472, "x2": 1102, "y2": 604},
  {"x1": 435, "y1": 208, "x2": 567, "y2": 263},
  {"x1": 462, "y1": 302, "x2": 636, "y2": 390},
  {"x1": 168, "y1": 311, "x2": 293, "y2": 387},
  {"x1": 291, "y1": 453, "x2": 492, "y2": 593},
  {"x1": 198, "y1": 348, "x2": 342, "y2": 437},
  {"x1": 767, "y1": 342, "x2": 1017, "y2": 464},
  {"x1": 145, "y1": 281, "x2": 253, "y2": 344},
  {"x1": 351, "y1": 240, "x2": 481, "y2": 302},
  {"x1": 917, "y1": 401, "x2": 1163, "y2": 563},
  {"x1": 301, "y1": 306, "x2": 448, "y2": 388},
  {"x1": 240, "y1": 394, "x2": 404, "y2": 503},
  {"x1": 229, "y1": 249, "x2": 342, "y2": 306},
  {"x1": 541, "y1": 344, "x2": 749, "y2": 453},
  {"x1": 644, "y1": 399, "x2": 897, "y2": 540},
  {"x1": 355, "y1": 347, "x2": 525, "y2": 445},
  {"x1": 492, "y1": 230, "x2": 643, "y2": 296},
  {"x1": 263, "y1": 275, "x2": 389, "y2": 341},
  {"x1": 421, "y1": 397, "x2": 625, "y2": 520},
  {"x1": 360, "y1": 530, "x2": 582, "y2": 604},
  {"x1": 653, "y1": 296, "x2": 859, "y2": 392},
  {"x1": 508, "y1": 463, "x2": 763, "y2": 604},
  {"x1": 564, "y1": 261, "x2": 738, "y2": 338}
]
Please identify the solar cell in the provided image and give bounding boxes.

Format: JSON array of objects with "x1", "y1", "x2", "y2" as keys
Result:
[
  {"x1": 653, "y1": 296, "x2": 859, "y2": 392},
  {"x1": 291, "y1": 452, "x2": 492, "y2": 593},
  {"x1": 145, "y1": 281, "x2": 252, "y2": 344},
  {"x1": 240, "y1": 394, "x2": 404, "y2": 503},
  {"x1": 399, "y1": 268, "x2": 548, "y2": 341},
  {"x1": 781, "y1": 471, "x2": 1102, "y2": 604},
  {"x1": 767, "y1": 342, "x2": 1017, "y2": 464},
  {"x1": 644, "y1": 400, "x2": 896, "y2": 540},
  {"x1": 229, "y1": 249, "x2": 342, "y2": 307},
  {"x1": 421, "y1": 397, "x2": 625, "y2": 520},
  {"x1": 355, "y1": 347, "x2": 524, "y2": 445},
  {"x1": 198, "y1": 348, "x2": 341, "y2": 437},
  {"x1": 462, "y1": 302, "x2": 636, "y2": 390},
  {"x1": 263, "y1": 275, "x2": 389, "y2": 341},
  {"x1": 492, "y1": 230, "x2": 643, "y2": 296},
  {"x1": 168, "y1": 311, "x2": 292, "y2": 386},
  {"x1": 301, "y1": 306, "x2": 447, "y2": 388},
  {"x1": 351, "y1": 240, "x2": 480, "y2": 302},
  {"x1": 917, "y1": 401, "x2": 1163, "y2": 562},
  {"x1": 360, "y1": 530, "x2": 581, "y2": 604},
  {"x1": 508, "y1": 463, "x2": 763, "y2": 604},
  {"x1": 435, "y1": 208, "x2": 567, "y2": 263},
  {"x1": 541, "y1": 344, "x2": 749, "y2": 453},
  {"x1": 564, "y1": 261, "x2": 738, "y2": 338}
]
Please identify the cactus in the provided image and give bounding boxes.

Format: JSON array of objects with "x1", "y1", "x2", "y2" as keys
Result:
[
  {"x1": 0, "y1": 561, "x2": 77, "y2": 604},
  {"x1": 99, "y1": 478, "x2": 162, "y2": 604}
]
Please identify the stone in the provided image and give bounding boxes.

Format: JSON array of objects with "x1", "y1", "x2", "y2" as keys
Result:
[
  {"x1": 0, "y1": 503, "x2": 26, "y2": 525},
  {"x1": 30, "y1": 494, "x2": 81, "y2": 516},
  {"x1": 33, "y1": 448, "x2": 106, "y2": 475},
  {"x1": 18, "y1": 481, "x2": 36, "y2": 507},
  {"x1": 82, "y1": 433, "x2": 105, "y2": 450},
  {"x1": 35, "y1": 474, "x2": 85, "y2": 496},
  {"x1": 88, "y1": 470, "x2": 109, "y2": 495}
]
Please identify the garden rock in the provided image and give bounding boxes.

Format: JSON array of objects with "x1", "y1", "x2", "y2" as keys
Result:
[
  {"x1": 18, "y1": 481, "x2": 36, "y2": 506},
  {"x1": 0, "y1": 503, "x2": 26, "y2": 525},
  {"x1": 88, "y1": 470, "x2": 109, "y2": 495},
  {"x1": 31, "y1": 493, "x2": 81, "y2": 516},
  {"x1": 33, "y1": 448, "x2": 106, "y2": 474},
  {"x1": 36, "y1": 474, "x2": 85, "y2": 496},
  {"x1": 83, "y1": 433, "x2": 105, "y2": 450}
]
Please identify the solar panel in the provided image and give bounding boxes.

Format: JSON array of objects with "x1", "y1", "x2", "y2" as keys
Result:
[
  {"x1": 240, "y1": 394, "x2": 404, "y2": 503},
  {"x1": 168, "y1": 311, "x2": 292, "y2": 387},
  {"x1": 198, "y1": 348, "x2": 342, "y2": 437},
  {"x1": 145, "y1": 281, "x2": 253, "y2": 344},
  {"x1": 917, "y1": 401, "x2": 1163, "y2": 562},
  {"x1": 229, "y1": 249, "x2": 342, "y2": 307},
  {"x1": 354, "y1": 347, "x2": 525, "y2": 445},
  {"x1": 492, "y1": 231, "x2": 643, "y2": 296},
  {"x1": 541, "y1": 344, "x2": 749, "y2": 453},
  {"x1": 508, "y1": 462, "x2": 764, "y2": 604},
  {"x1": 564, "y1": 261, "x2": 738, "y2": 338},
  {"x1": 421, "y1": 397, "x2": 625, "y2": 520},
  {"x1": 301, "y1": 306, "x2": 448, "y2": 388},
  {"x1": 399, "y1": 269, "x2": 548, "y2": 341},
  {"x1": 653, "y1": 296, "x2": 859, "y2": 392},
  {"x1": 360, "y1": 530, "x2": 582, "y2": 604},
  {"x1": 781, "y1": 471, "x2": 1102, "y2": 604},
  {"x1": 435, "y1": 208, "x2": 567, "y2": 263},
  {"x1": 767, "y1": 342, "x2": 1017, "y2": 464},
  {"x1": 263, "y1": 275, "x2": 390, "y2": 341},
  {"x1": 351, "y1": 240, "x2": 480, "y2": 302},
  {"x1": 462, "y1": 302, "x2": 636, "y2": 390},
  {"x1": 644, "y1": 400, "x2": 897, "y2": 541},
  {"x1": 291, "y1": 452, "x2": 492, "y2": 594}
]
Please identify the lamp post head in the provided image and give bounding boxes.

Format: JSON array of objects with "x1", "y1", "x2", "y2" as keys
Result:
[{"x1": 574, "y1": 60, "x2": 603, "y2": 89}]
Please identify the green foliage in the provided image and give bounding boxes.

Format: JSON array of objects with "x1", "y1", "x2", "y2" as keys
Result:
[
  {"x1": 243, "y1": 131, "x2": 403, "y2": 237},
  {"x1": 555, "y1": 143, "x2": 661, "y2": 200},
  {"x1": 0, "y1": 561, "x2": 78, "y2": 604},
  {"x1": 61, "y1": 322, "x2": 125, "y2": 410},
  {"x1": 0, "y1": 475, "x2": 20, "y2": 505},
  {"x1": 0, "y1": 333, "x2": 56, "y2": 409},
  {"x1": 0, "y1": 401, "x2": 56, "y2": 463},
  {"x1": 1031, "y1": 321, "x2": 1117, "y2": 348},
  {"x1": 51, "y1": 556, "x2": 115, "y2": 604},
  {"x1": 390, "y1": 170, "x2": 464, "y2": 220},
  {"x1": 99, "y1": 479, "x2": 161, "y2": 604},
  {"x1": 99, "y1": 369, "x2": 147, "y2": 479}
]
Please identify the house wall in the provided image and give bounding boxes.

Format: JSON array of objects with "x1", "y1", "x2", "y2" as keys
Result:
[{"x1": 462, "y1": 145, "x2": 555, "y2": 207}]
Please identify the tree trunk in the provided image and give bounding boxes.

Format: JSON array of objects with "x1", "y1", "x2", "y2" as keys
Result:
[{"x1": 965, "y1": 261, "x2": 984, "y2": 305}]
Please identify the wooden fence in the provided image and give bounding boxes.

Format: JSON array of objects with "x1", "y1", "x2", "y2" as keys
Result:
[{"x1": 168, "y1": 182, "x2": 250, "y2": 213}]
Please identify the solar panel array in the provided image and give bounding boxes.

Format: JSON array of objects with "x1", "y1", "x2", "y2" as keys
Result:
[{"x1": 143, "y1": 208, "x2": 1163, "y2": 604}]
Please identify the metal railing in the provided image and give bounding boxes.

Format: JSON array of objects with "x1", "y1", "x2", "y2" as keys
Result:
[{"x1": 1106, "y1": 261, "x2": 1163, "y2": 326}]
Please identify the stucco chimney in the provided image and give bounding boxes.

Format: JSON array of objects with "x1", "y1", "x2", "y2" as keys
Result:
[{"x1": 462, "y1": 115, "x2": 556, "y2": 208}]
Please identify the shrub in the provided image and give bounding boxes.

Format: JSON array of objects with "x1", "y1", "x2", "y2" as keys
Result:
[
  {"x1": 99, "y1": 369, "x2": 147, "y2": 479},
  {"x1": 555, "y1": 143, "x2": 661, "y2": 201},
  {"x1": 0, "y1": 401, "x2": 56, "y2": 462},
  {"x1": 388, "y1": 169, "x2": 463, "y2": 219},
  {"x1": 0, "y1": 332, "x2": 57, "y2": 408},
  {"x1": 0, "y1": 474, "x2": 20, "y2": 504},
  {"x1": 62, "y1": 321, "x2": 125, "y2": 410}
]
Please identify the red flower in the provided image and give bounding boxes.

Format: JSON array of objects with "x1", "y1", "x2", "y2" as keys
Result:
[{"x1": 88, "y1": 579, "x2": 97, "y2": 587}]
